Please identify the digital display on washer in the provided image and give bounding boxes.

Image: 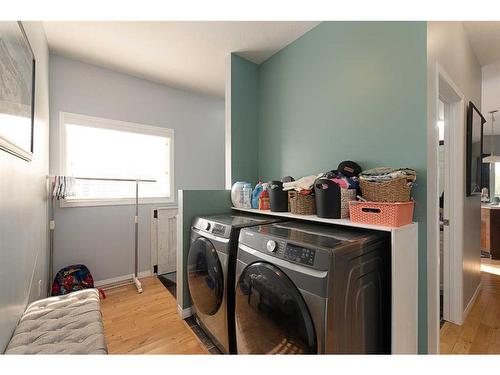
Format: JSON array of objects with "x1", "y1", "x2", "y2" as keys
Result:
[
  {"x1": 212, "y1": 223, "x2": 226, "y2": 236},
  {"x1": 284, "y1": 243, "x2": 316, "y2": 266}
]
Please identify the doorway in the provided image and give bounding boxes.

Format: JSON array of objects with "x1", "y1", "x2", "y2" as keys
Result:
[{"x1": 428, "y1": 64, "x2": 466, "y2": 353}]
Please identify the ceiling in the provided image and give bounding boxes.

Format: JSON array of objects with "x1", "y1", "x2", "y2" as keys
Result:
[
  {"x1": 43, "y1": 21, "x2": 320, "y2": 97},
  {"x1": 463, "y1": 22, "x2": 500, "y2": 67}
]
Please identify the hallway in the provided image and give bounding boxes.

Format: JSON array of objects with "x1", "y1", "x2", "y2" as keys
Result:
[{"x1": 440, "y1": 260, "x2": 500, "y2": 354}]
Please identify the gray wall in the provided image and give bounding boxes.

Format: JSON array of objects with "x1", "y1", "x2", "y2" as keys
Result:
[
  {"x1": 0, "y1": 22, "x2": 50, "y2": 352},
  {"x1": 427, "y1": 22, "x2": 482, "y2": 324},
  {"x1": 49, "y1": 54, "x2": 225, "y2": 282}
]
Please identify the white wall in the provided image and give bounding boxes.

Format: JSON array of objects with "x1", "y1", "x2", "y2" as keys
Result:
[
  {"x1": 0, "y1": 22, "x2": 50, "y2": 352},
  {"x1": 482, "y1": 61, "x2": 500, "y2": 115},
  {"x1": 49, "y1": 55, "x2": 225, "y2": 282},
  {"x1": 427, "y1": 21, "x2": 482, "y2": 352}
]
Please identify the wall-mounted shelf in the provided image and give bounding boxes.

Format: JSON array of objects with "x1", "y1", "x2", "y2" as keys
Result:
[
  {"x1": 232, "y1": 206, "x2": 419, "y2": 354},
  {"x1": 232, "y1": 207, "x2": 415, "y2": 232}
]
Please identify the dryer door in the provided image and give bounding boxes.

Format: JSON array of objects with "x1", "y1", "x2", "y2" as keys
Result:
[
  {"x1": 235, "y1": 261, "x2": 317, "y2": 354},
  {"x1": 187, "y1": 237, "x2": 223, "y2": 316}
]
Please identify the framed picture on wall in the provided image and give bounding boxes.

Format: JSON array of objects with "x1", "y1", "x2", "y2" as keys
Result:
[
  {"x1": 0, "y1": 21, "x2": 36, "y2": 161},
  {"x1": 466, "y1": 101, "x2": 486, "y2": 196}
]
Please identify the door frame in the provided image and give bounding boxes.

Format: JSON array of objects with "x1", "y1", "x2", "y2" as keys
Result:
[{"x1": 427, "y1": 62, "x2": 465, "y2": 353}]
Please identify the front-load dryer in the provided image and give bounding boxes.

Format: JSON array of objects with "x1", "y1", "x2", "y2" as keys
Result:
[
  {"x1": 235, "y1": 221, "x2": 392, "y2": 354},
  {"x1": 187, "y1": 213, "x2": 284, "y2": 354}
]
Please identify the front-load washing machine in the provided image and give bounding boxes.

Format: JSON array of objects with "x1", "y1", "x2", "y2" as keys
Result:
[
  {"x1": 187, "y1": 213, "x2": 284, "y2": 354},
  {"x1": 235, "y1": 221, "x2": 392, "y2": 354}
]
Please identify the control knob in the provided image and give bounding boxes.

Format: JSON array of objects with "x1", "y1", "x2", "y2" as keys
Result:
[{"x1": 266, "y1": 240, "x2": 277, "y2": 252}]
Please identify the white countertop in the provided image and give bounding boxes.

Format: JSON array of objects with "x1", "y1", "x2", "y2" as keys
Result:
[
  {"x1": 482, "y1": 204, "x2": 500, "y2": 210},
  {"x1": 231, "y1": 207, "x2": 416, "y2": 233}
]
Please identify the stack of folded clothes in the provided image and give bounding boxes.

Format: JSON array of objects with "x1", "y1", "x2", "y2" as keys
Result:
[
  {"x1": 282, "y1": 174, "x2": 320, "y2": 195},
  {"x1": 359, "y1": 167, "x2": 416, "y2": 184}
]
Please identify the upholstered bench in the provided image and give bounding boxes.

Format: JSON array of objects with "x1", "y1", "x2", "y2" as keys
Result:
[{"x1": 5, "y1": 289, "x2": 107, "y2": 354}]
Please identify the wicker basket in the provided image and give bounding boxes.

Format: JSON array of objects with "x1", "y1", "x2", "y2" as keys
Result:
[
  {"x1": 288, "y1": 191, "x2": 316, "y2": 215},
  {"x1": 349, "y1": 201, "x2": 414, "y2": 228},
  {"x1": 340, "y1": 188, "x2": 357, "y2": 218},
  {"x1": 360, "y1": 176, "x2": 412, "y2": 202}
]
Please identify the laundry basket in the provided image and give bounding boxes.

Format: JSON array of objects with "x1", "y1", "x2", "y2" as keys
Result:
[
  {"x1": 359, "y1": 176, "x2": 412, "y2": 202},
  {"x1": 349, "y1": 201, "x2": 414, "y2": 227},
  {"x1": 288, "y1": 191, "x2": 316, "y2": 215}
]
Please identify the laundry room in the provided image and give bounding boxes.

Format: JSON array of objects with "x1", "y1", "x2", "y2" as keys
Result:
[
  {"x1": 1, "y1": 19, "x2": 426, "y2": 358},
  {"x1": 179, "y1": 21, "x2": 426, "y2": 355}
]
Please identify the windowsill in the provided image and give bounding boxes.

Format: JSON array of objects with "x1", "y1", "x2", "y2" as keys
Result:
[{"x1": 59, "y1": 197, "x2": 176, "y2": 208}]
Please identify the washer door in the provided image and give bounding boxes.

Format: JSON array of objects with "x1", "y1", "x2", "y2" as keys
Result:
[
  {"x1": 235, "y1": 261, "x2": 317, "y2": 354},
  {"x1": 187, "y1": 237, "x2": 223, "y2": 316}
]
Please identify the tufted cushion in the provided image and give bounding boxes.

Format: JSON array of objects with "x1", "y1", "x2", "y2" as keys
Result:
[{"x1": 5, "y1": 289, "x2": 107, "y2": 354}]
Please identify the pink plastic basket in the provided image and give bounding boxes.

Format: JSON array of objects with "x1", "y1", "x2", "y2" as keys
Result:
[{"x1": 348, "y1": 201, "x2": 414, "y2": 228}]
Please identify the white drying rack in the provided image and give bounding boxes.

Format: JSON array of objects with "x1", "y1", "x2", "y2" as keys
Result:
[{"x1": 49, "y1": 176, "x2": 156, "y2": 294}]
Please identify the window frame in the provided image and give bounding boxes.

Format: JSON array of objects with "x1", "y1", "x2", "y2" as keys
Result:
[{"x1": 59, "y1": 111, "x2": 175, "y2": 208}]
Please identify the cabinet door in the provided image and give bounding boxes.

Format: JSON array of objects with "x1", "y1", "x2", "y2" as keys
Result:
[
  {"x1": 481, "y1": 208, "x2": 490, "y2": 252},
  {"x1": 157, "y1": 209, "x2": 177, "y2": 274}
]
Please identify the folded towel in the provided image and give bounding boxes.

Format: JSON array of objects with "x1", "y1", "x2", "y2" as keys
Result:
[{"x1": 283, "y1": 174, "x2": 320, "y2": 192}]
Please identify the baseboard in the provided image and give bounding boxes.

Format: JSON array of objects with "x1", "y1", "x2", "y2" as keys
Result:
[
  {"x1": 177, "y1": 304, "x2": 192, "y2": 319},
  {"x1": 463, "y1": 282, "x2": 481, "y2": 321},
  {"x1": 95, "y1": 270, "x2": 152, "y2": 288}
]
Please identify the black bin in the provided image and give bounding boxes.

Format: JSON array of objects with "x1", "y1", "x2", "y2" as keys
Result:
[
  {"x1": 268, "y1": 181, "x2": 288, "y2": 212},
  {"x1": 314, "y1": 178, "x2": 342, "y2": 219}
]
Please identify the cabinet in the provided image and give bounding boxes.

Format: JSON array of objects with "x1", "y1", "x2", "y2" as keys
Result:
[
  {"x1": 481, "y1": 206, "x2": 500, "y2": 259},
  {"x1": 231, "y1": 206, "x2": 418, "y2": 354},
  {"x1": 481, "y1": 207, "x2": 490, "y2": 253}
]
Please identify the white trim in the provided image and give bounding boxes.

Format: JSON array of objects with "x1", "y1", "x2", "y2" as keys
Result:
[
  {"x1": 58, "y1": 111, "x2": 175, "y2": 207},
  {"x1": 463, "y1": 282, "x2": 481, "y2": 320},
  {"x1": 391, "y1": 223, "x2": 419, "y2": 354},
  {"x1": 224, "y1": 54, "x2": 232, "y2": 189},
  {"x1": 95, "y1": 270, "x2": 152, "y2": 288},
  {"x1": 177, "y1": 305, "x2": 192, "y2": 319},
  {"x1": 176, "y1": 190, "x2": 185, "y2": 314},
  {"x1": 60, "y1": 111, "x2": 173, "y2": 140},
  {"x1": 444, "y1": 96, "x2": 465, "y2": 325},
  {"x1": 427, "y1": 63, "x2": 466, "y2": 353},
  {"x1": 0, "y1": 136, "x2": 33, "y2": 161},
  {"x1": 59, "y1": 197, "x2": 174, "y2": 208}
]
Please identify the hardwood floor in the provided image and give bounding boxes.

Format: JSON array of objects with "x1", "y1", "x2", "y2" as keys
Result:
[
  {"x1": 440, "y1": 260, "x2": 500, "y2": 354},
  {"x1": 100, "y1": 276, "x2": 208, "y2": 354}
]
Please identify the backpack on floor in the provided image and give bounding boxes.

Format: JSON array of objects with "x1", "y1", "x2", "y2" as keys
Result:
[{"x1": 51, "y1": 264, "x2": 105, "y2": 299}]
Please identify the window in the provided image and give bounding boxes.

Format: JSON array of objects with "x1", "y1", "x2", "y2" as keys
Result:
[{"x1": 60, "y1": 112, "x2": 174, "y2": 207}]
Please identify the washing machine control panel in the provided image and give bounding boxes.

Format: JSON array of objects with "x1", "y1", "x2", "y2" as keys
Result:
[
  {"x1": 283, "y1": 243, "x2": 316, "y2": 266},
  {"x1": 211, "y1": 223, "x2": 227, "y2": 236}
]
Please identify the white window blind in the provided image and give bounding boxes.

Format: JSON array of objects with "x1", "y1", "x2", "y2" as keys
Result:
[{"x1": 61, "y1": 112, "x2": 173, "y2": 205}]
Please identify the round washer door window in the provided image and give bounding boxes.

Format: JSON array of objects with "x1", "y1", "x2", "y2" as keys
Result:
[
  {"x1": 187, "y1": 237, "x2": 223, "y2": 316},
  {"x1": 235, "y1": 261, "x2": 317, "y2": 354}
]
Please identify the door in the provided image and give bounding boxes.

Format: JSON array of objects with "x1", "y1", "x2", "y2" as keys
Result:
[
  {"x1": 235, "y1": 262, "x2": 317, "y2": 354},
  {"x1": 156, "y1": 209, "x2": 177, "y2": 274},
  {"x1": 187, "y1": 237, "x2": 224, "y2": 316}
]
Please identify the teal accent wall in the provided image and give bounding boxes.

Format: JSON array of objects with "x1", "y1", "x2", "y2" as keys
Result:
[
  {"x1": 231, "y1": 22, "x2": 428, "y2": 352},
  {"x1": 230, "y1": 54, "x2": 260, "y2": 184},
  {"x1": 179, "y1": 190, "x2": 232, "y2": 309}
]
